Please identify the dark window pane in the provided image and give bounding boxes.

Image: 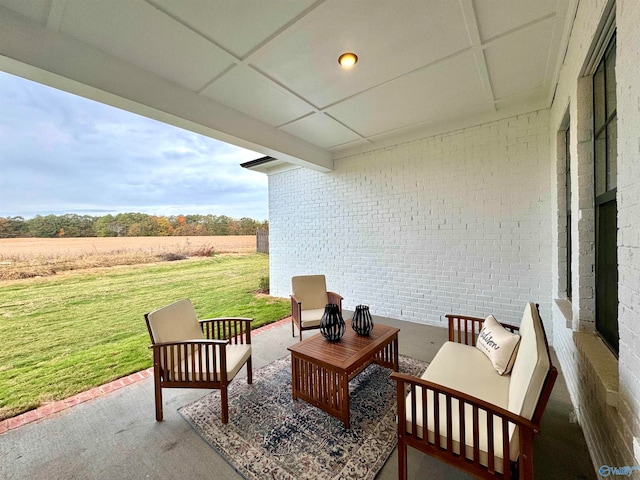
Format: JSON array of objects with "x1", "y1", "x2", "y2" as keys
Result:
[
  {"x1": 607, "y1": 117, "x2": 617, "y2": 190},
  {"x1": 606, "y1": 42, "x2": 617, "y2": 118},
  {"x1": 595, "y1": 131, "x2": 607, "y2": 196},
  {"x1": 594, "y1": 63, "x2": 606, "y2": 130},
  {"x1": 566, "y1": 128, "x2": 571, "y2": 213}
]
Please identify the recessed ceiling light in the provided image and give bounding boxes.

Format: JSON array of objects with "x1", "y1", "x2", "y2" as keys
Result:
[{"x1": 338, "y1": 52, "x2": 358, "y2": 68}]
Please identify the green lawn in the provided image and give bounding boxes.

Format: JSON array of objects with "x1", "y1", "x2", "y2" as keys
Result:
[{"x1": 0, "y1": 254, "x2": 289, "y2": 420}]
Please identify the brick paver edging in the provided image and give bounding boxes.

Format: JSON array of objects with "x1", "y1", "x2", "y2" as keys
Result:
[{"x1": 0, "y1": 316, "x2": 292, "y2": 435}]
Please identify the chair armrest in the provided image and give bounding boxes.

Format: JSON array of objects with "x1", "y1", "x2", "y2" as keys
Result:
[
  {"x1": 445, "y1": 313, "x2": 519, "y2": 346},
  {"x1": 391, "y1": 371, "x2": 539, "y2": 477},
  {"x1": 327, "y1": 291, "x2": 343, "y2": 310},
  {"x1": 290, "y1": 294, "x2": 302, "y2": 322},
  {"x1": 199, "y1": 317, "x2": 253, "y2": 344},
  {"x1": 149, "y1": 339, "x2": 231, "y2": 382},
  {"x1": 149, "y1": 339, "x2": 228, "y2": 349}
]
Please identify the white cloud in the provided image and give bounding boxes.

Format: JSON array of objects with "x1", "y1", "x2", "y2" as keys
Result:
[{"x1": 0, "y1": 72, "x2": 268, "y2": 220}]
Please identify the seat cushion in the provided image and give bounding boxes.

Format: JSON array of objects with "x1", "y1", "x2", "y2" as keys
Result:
[
  {"x1": 404, "y1": 342, "x2": 514, "y2": 471},
  {"x1": 146, "y1": 298, "x2": 204, "y2": 343},
  {"x1": 422, "y1": 341, "x2": 510, "y2": 407},
  {"x1": 300, "y1": 308, "x2": 325, "y2": 328},
  {"x1": 291, "y1": 275, "x2": 329, "y2": 310},
  {"x1": 507, "y1": 302, "x2": 551, "y2": 420},
  {"x1": 169, "y1": 344, "x2": 252, "y2": 382}
]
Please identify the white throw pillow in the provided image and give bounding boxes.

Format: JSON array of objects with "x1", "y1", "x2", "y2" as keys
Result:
[{"x1": 476, "y1": 315, "x2": 521, "y2": 375}]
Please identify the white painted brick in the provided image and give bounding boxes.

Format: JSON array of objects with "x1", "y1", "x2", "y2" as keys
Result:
[
  {"x1": 546, "y1": 0, "x2": 640, "y2": 473},
  {"x1": 269, "y1": 110, "x2": 552, "y2": 329},
  {"x1": 268, "y1": 1, "x2": 640, "y2": 475}
]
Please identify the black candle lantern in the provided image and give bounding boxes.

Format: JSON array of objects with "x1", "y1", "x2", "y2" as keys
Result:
[
  {"x1": 320, "y1": 303, "x2": 345, "y2": 341},
  {"x1": 352, "y1": 304, "x2": 374, "y2": 336}
]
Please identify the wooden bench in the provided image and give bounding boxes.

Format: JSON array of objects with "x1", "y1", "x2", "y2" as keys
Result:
[{"x1": 391, "y1": 303, "x2": 557, "y2": 479}]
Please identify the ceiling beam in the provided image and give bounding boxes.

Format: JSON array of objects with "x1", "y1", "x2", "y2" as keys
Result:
[
  {"x1": 0, "y1": 6, "x2": 334, "y2": 172},
  {"x1": 459, "y1": 0, "x2": 496, "y2": 109}
]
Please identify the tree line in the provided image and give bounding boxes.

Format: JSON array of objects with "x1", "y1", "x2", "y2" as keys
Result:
[{"x1": 0, "y1": 213, "x2": 268, "y2": 238}]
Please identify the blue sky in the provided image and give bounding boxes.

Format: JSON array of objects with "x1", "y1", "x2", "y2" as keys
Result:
[{"x1": 0, "y1": 71, "x2": 269, "y2": 220}]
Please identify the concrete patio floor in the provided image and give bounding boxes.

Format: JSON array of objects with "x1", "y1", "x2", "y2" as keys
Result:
[{"x1": 0, "y1": 313, "x2": 596, "y2": 480}]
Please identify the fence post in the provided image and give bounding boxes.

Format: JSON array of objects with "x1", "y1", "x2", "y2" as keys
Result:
[{"x1": 256, "y1": 229, "x2": 269, "y2": 254}]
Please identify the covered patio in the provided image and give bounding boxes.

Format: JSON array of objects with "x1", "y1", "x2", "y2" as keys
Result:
[
  {"x1": 2, "y1": 1, "x2": 640, "y2": 478},
  {"x1": 1, "y1": 313, "x2": 595, "y2": 479}
]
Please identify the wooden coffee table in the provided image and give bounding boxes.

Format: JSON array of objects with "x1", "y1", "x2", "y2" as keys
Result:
[{"x1": 288, "y1": 320, "x2": 400, "y2": 428}]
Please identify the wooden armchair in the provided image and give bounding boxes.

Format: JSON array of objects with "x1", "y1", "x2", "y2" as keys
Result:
[
  {"x1": 144, "y1": 298, "x2": 252, "y2": 423},
  {"x1": 290, "y1": 274, "x2": 343, "y2": 340},
  {"x1": 391, "y1": 303, "x2": 557, "y2": 479}
]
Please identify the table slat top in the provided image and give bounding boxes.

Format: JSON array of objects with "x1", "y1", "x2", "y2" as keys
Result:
[{"x1": 288, "y1": 320, "x2": 399, "y2": 370}]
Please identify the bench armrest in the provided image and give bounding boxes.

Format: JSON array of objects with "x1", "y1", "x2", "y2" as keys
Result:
[
  {"x1": 391, "y1": 372, "x2": 538, "y2": 431},
  {"x1": 445, "y1": 313, "x2": 519, "y2": 346},
  {"x1": 391, "y1": 371, "x2": 539, "y2": 478}
]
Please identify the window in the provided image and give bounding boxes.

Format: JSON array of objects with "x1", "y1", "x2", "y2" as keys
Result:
[
  {"x1": 594, "y1": 39, "x2": 617, "y2": 197},
  {"x1": 593, "y1": 34, "x2": 618, "y2": 355}
]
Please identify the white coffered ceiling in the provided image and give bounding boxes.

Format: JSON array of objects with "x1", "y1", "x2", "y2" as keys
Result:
[{"x1": 0, "y1": 0, "x2": 576, "y2": 172}]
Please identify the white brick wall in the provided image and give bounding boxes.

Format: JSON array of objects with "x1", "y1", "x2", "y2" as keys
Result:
[
  {"x1": 269, "y1": 111, "x2": 552, "y2": 329},
  {"x1": 548, "y1": 0, "x2": 640, "y2": 471},
  {"x1": 617, "y1": 0, "x2": 640, "y2": 464},
  {"x1": 266, "y1": 2, "x2": 640, "y2": 473}
]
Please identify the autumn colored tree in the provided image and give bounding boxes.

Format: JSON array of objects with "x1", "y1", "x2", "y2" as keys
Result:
[
  {"x1": 155, "y1": 216, "x2": 174, "y2": 236},
  {"x1": 0, "y1": 213, "x2": 266, "y2": 238}
]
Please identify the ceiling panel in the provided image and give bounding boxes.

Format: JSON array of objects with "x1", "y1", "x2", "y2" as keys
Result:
[
  {"x1": 200, "y1": 64, "x2": 314, "y2": 127},
  {"x1": 0, "y1": 0, "x2": 50, "y2": 24},
  {"x1": 59, "y1": 0, "x2": 235, "y2": 91},
  {"x1": 473, "y1": 0, "x2": 559, "y2": 41},
  {"x1": 326, "y1": 51, "x2": 490, "y2": 138},
  {"x1": 484, "y1": 18, "x2": 554, "y2": 100},
  {"x1": 281, "y1": 113, "x2": 362, "y2": 149},
  {"x1": 0, "y1": 0, "x2": 576, "y2": 168},
  {"x1": 250, "y1": 0, "x2": 471, "y2": 108},
  {"x1": 151, "y1": 0, "x2": 317, "y2": 59}
]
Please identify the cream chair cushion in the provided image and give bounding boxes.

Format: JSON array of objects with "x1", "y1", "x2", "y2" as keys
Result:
[
  {"x1": 291, "y1": 275, "x2": 329, "y2": 310},
  {"x1": 170, "y1": 344, "x2": 252, "y2": 382},
  {"x1": 146, "y1": 298, "x2": 203, "y2": 343},
  {"x1": 507, "y1": 302, "x2": 551, "y2": 419},
  {"x1": 300, "y1": 308, "x2": 325, "y2": 328}
]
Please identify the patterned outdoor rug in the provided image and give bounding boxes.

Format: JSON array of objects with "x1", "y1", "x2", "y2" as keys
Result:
[{"x1": 178, "y1": 354, "x2": 428, "y2": 480}]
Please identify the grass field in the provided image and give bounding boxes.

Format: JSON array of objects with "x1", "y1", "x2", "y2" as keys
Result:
[{"x1": 0, "y1": 250, "x2": 289, "y2": 421}]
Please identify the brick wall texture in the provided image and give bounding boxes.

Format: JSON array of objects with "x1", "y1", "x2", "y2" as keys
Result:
[
  {"x1": 549, "y1": 0, "x2": 640, "y2": 471},
  {"x1": 616, "y1": 0, "x2": 640, "y2": 467},
  {"x1": 270, "y1": 110, "x2": 552, "y2": 328},
  {"x1": 268, "y1": 0, "x2": 640, "y2": 472}
]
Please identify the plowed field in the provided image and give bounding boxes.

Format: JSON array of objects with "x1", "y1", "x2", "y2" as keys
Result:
[{"x1": 0, "y1": 236, "x2": 256, "y2": 280}]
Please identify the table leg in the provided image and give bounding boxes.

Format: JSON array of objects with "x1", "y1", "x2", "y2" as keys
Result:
[
  {"x1": 393, "y1": 334, "x2": 399, "y2": 371},
  {"x1": 291, "y1": 354, "x2": 298, "y2": 400},
  {"x1": 341, "y1": 372, "x2": 350, "y2": 429}
]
